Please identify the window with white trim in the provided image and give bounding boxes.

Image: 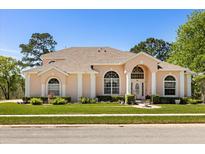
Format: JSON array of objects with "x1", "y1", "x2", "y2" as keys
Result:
[
  {"x1": 104, "y1": 71, "x2": 119, "y2": 95},
  {"x1": 164, "y1": 75, "x2": 176, "y2": 96},
  {"x1": 48, "y1": 78, "x2": 60, "y2": 96}
]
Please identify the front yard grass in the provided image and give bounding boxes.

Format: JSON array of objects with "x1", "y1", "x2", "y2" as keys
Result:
[
  {"x1": 1, "y1": 116, "x2": 205, "y2": 124},
  {"x1": 1, "y1": 103, "x2": 205, "y2": 114}
]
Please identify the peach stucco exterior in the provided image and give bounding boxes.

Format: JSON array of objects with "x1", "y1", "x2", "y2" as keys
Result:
[{"x1": 24, "y1": 47, "x2": 192, "y2": 101}]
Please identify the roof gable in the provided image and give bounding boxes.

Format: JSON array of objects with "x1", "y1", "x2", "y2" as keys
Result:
[
  {"x1": 123, "y1": 52, "x2": 161, "y2": 64},
  {"x1": 37, "y1": 66, "x2": 69, "y2": 76}
]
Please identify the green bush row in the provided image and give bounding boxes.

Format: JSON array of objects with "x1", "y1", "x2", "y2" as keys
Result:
[
  {"x1": 152, "y1": 95, "x2": 203, "y2": 104},
  {"x1": 29, "y1": 97, "x2": 70, "y2": 105},
  {"x1": 181, "y1": 97, "x2": 202, "y2": 104},
  {"x1": 96, "y1": 95, "x2": 125, "y2": 102},
  {"x1": 152, "y1": 95, "x2": 180, "y2": 104},
  {"x1": 23, "y1": 97, "x2": 48, "y2": 104},
  {"x1": 23, "y1": 96, "x2": 71, "y2": 104},
  {"x1": 80, "y1": 97, "x2": 97, "y2": 104}
]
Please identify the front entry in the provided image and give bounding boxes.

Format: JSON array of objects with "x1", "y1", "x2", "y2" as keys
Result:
[{"x1": 131, "y1": 80, "x2": 144, "y2": 99}]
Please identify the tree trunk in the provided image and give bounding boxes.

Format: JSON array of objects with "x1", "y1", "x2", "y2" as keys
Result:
[
  {"x1": 202, "y1": 92, "x2": 205, "y2": 104},
  {"x1": 7, "y1": 81, "x2": 10, "y2": 100}
]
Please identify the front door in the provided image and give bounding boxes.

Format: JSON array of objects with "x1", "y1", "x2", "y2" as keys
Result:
[{"x1": 131, "y1": 80, "x2": 144, "y2": 99}]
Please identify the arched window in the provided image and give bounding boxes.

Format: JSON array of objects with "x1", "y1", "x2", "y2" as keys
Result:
[
  {"x1": 131, "y1": 66, "x2": 144, "y2": 79},
  {"x1": 48, "y1": 78, "x2": 60, "y2": 96},
  {"x1": 104, "y1": 71, "x2": 119, "y2": 95},
  {"x1": 164, "y1": 75, "x2": 176, "y2": 96}
]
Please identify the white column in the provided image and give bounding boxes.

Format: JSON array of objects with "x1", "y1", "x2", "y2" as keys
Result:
[
  {"x1": 187, "y1": 74, "x2": 192, "y2": 97},
  {"x1": 41, "y1": 84, "x2": 45, "y2": 97},
  {"x1": 25, "y1": 74, "x2": 30, "y2": 97},
  {"x1": 90, "y1": 73, "x2": 96, "y2": 98},
  {"x1": 77, "y1": 73, "x2": 83, "y2": 100},
  {"x1": 151, "y1": 72, "x2": 156, "y2": 95},
  {"x1": 62, "y1": 84, "x2": 66, "y2": 97},
  {"x1": 126, "y1": 72, "x2": 131, "y2": 95},
  {"x1": 180, "y1": 71, "x2": 185, "y2": 97}
]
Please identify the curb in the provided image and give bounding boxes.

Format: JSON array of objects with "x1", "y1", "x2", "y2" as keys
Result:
[{"x1": 1, "y1": 123, "x2": 205, "y2": 128}]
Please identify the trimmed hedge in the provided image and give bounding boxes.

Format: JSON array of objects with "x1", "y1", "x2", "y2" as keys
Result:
[
  {"x1": 152, "y1": 95, "x2": 180, "y2": 104},
  {"x1": 80, "y1": 97, "x2": 97, "y2": 104},
  {"x1": 96, "y1": 96, "x2": 112, "y2": 102},
  {"x1": 50, "y1": 97, "x2": 71, "y2": 103},
  {"x1": 51, "y1": 97, "x2": 67, "y2": 105},
  {"x1": 29, "y1": 98, "x2": 43, "y2": 105},
  {"x1": 111, "y1": 96, "x2": 125, "y2": 102},
  {"x1": 22, "y1": 96, "x2": 71, "y2": 104},
  {"x1": 23, "y1": 97, "x2": 48, "y2": 104},
  {"x1": 125, "y1": 94, "x2": 135, "y2": 105},
  {"x1": 96, "y1": 95, "x2": 125, "y2": 102},
  {"x1": 152, "y1": 96, "x2": 203, "y2": 104},
  {"x1": 181, "y1": 97, "x2": 203, "y2": 105}
]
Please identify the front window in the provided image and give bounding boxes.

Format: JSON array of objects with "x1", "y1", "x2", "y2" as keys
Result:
[
  {"x1": 164, "y1": 75, "x2": 176, "y2": 96},
  {"x1": 104, "y1": 71, "x2": 119, "y2": 95},
  {"x1": 48, "y1": 78, "x2": 60, "y2": 96}
]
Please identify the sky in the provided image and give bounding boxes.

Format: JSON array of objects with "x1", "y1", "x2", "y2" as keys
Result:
[{"x1": 0, "y1": 9, "x2": 194, "y2": 59}]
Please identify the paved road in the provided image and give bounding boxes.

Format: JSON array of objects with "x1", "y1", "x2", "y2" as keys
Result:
[{"x1": 0, "y1": 124, "x2": 205, "y2": 144}]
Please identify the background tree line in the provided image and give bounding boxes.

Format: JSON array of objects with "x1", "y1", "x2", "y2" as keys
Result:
[{"x1": 0, "y1": 11, "x2": 205, "y2": 101}]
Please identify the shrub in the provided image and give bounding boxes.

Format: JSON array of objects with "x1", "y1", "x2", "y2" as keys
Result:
[
  {"x1": 96, "y1": 96, "x2": 112, "y2": 102},
  {"x1": 51, "y1": 97, "x2": 67, "y2": 105},
  {"x1": 152, "y1": 96, "x2": 180, "y2": 104},
  {"x1": 23, "y1": 96, "x2": 71, "y2": 104},
  {"x1": 145, "y1": 95, "x2": 151, "y2": 99},
  {"x1": 152, "y1": 95, "x2": 160, "y2": 103},
  {"x1": 80, "y1": 97, "x2": 90, "y2": 104},
  {"x1": 23, "y1": 97, "x2": 48, "y2": 104},
  {"x1": 29, "y1": 98, "x2": 43, "y2": 105},
  {"x1": 80, "y1": 97, "x2": 97, "y2": 104},
  {"x1": 96, "y1": 95, "x2": 125, "y2": 102},
  {"x1": 112, "y1": 96, "x2": 125, "y2": 102},
  {"x1": 125, "y1": 94, "x2": 135, "y2": 105},
  {"x1": 180, "y1": 97, "x2": 189, "y2": 104},
  {"x1": 52, "y1": 96, "x2": 71, "y2": 103},
  {"x1": 89, "y1": 98, "x2": 97, "y2": 104},
  {"x1": 187, "y1": 98, "x2": 203, "y2": 104}
]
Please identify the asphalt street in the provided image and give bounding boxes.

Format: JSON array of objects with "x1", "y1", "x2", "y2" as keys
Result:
[{"x1": 0, "y1": 124, "x2": 205, "y2": 144}]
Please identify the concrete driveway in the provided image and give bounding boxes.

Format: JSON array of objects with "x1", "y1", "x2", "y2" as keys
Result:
[
  {"x1": 0, "y1": 124, "x2": 205, "y2": 144},
  {"x1": 0, "y1": 99, "x2": 22, "y2": 103}
]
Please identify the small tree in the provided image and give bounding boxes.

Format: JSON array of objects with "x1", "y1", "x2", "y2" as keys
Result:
[
  {"x1": 193, "y1": 74, "x2": 205, "y2": 103},
  {"x1": 0, "y1": 56, "x2": 22, "y2": 100}
]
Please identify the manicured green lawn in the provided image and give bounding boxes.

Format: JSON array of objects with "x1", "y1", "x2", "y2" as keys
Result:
[
  {"x1": 1, "y1": 103, "x2": 205, "y2": 114},
  {"x1": 1, "y1": 116, "x2": 205, "y2": 124}
]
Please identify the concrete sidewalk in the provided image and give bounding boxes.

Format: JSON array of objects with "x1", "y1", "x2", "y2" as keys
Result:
[{"x1": 1, "y1": 113, "x2": 205, "y2": 117}]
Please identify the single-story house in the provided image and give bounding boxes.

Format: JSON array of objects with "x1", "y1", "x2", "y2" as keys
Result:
[{"x1": 23, "y1": 47, "x2": 193, "y2": 101}]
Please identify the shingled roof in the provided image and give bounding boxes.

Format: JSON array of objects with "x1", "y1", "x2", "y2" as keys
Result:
[{"x1": 23, "y1": 47, "x2": 192, "y2": 74}]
